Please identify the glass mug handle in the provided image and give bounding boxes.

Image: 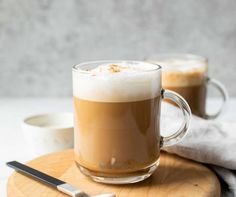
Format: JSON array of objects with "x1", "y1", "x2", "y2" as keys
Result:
[
  {"x1": 160, "y1": 89, "x2": 191, "y2": 147},
  {"x1": 204, "y1": 77, "x2": 229, "y2": 120}
]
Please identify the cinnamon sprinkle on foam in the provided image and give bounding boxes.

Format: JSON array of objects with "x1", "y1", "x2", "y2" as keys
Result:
[{"x1": 108, "y1": 64, "x2": 121, "y2": 73}]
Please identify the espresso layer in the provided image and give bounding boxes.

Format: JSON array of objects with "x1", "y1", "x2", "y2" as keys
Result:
[{"x1": 74, "y1": 96, "x2": 161, "y2": 173}]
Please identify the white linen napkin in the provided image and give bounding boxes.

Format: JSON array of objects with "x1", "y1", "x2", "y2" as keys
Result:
[{"x1": 161, "y1": 103, "x2": 236, "y2": 197}]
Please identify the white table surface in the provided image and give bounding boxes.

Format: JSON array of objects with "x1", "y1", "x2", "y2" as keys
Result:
[{"x1": 0, "y1": 97, "x2": 235, "y2": 196}]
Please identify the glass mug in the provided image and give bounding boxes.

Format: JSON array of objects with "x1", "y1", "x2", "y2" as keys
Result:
[
  {"x1": 72, "y1": 61, "x2": 191, "y2": 184},
  {"x1": 148, "y1": 54, "x2": 228, "y2": 119}
]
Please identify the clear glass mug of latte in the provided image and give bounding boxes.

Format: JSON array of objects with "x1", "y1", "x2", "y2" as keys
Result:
[
  {"x1": 148, "y1": 54, "x2": 228, "y2": 119},
  {"x1": 72, "y1": 61, "x2": 191, "y2": 184}
]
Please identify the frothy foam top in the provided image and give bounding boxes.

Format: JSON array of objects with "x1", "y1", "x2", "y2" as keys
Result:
[
  {"x1": 149, "y1": 58, "x2": 207, "y2": 87},
  {"x1": 155, "y1": 58, "x2": 206, "y2": 71},
  {"x1": 87, "y1": 62, "x2": 159, "y2": 75},
  {"x1": 73, "y1": 62, "x2": 161, "y2": 102}
]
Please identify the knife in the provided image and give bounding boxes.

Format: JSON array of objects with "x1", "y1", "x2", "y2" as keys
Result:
[{"x1": 6, "y1": 161, "x2": 115, "y2": 197}]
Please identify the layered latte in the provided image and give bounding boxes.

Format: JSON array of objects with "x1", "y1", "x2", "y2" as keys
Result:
[
  {"x1": 73, "y1": 62, "x2": 161, "y2": 174},
  {"x1": 154, "y1": 57, "x2": 207, "y2": 117}
]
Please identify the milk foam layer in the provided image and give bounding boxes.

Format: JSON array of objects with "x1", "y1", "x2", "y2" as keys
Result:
[
  {"x1": 152, "y1": 58, "x2": 207, "y2": 87},
  {"x1": 155, "y1": 58, "x2": 207, "y2": 71},
  {"x1": 73, "y1": 62, "x2": 161, "y2": 102}
]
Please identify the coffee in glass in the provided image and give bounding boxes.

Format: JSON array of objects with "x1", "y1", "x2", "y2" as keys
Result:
[
  {"x1": 73, "y1": 61, "x2": 191, "y2": 184},
  {"x1": 149, "y1": 54, "x2": 228, "y2": 119}
]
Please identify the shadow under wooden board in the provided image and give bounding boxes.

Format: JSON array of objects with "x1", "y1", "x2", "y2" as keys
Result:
[{"x1": 7, "y1": 149, "x2": 220, "y2": 197}]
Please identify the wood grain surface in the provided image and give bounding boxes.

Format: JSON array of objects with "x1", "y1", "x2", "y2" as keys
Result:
[{"x1": 7, "y1": 149, "x2": 221, "y2": 197}]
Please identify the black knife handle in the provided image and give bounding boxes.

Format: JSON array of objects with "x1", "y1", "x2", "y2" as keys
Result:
[{"x1": 6, "y1": 161, "x2": 65, "y2": 188}]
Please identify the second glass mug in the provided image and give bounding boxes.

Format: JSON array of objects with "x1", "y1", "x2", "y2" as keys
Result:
[
  {"x1": 147, "y1": 54, "x2": 228, "y2": 119},
  {"x1": 72, "y1": 61, "x2": 191, "y2": 184}
]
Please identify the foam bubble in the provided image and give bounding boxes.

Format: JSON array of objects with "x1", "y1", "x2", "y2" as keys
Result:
[{"x1": 73, "y1": 62, "x2": 161, "y2": 102}]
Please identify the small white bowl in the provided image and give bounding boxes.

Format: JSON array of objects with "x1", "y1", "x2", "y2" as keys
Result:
[{"x1": 22, "y1": 113, "x2": 74, "y2": 155}]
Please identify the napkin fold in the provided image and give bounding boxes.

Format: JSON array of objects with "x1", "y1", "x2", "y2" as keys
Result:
[{"x1": 161, "y1": 103, "x2": 236, "y2": 197}]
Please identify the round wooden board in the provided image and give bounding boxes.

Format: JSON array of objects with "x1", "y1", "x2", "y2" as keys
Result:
[{"x1": 7, "y1": 149, "x2": 220, "y2": 197}]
